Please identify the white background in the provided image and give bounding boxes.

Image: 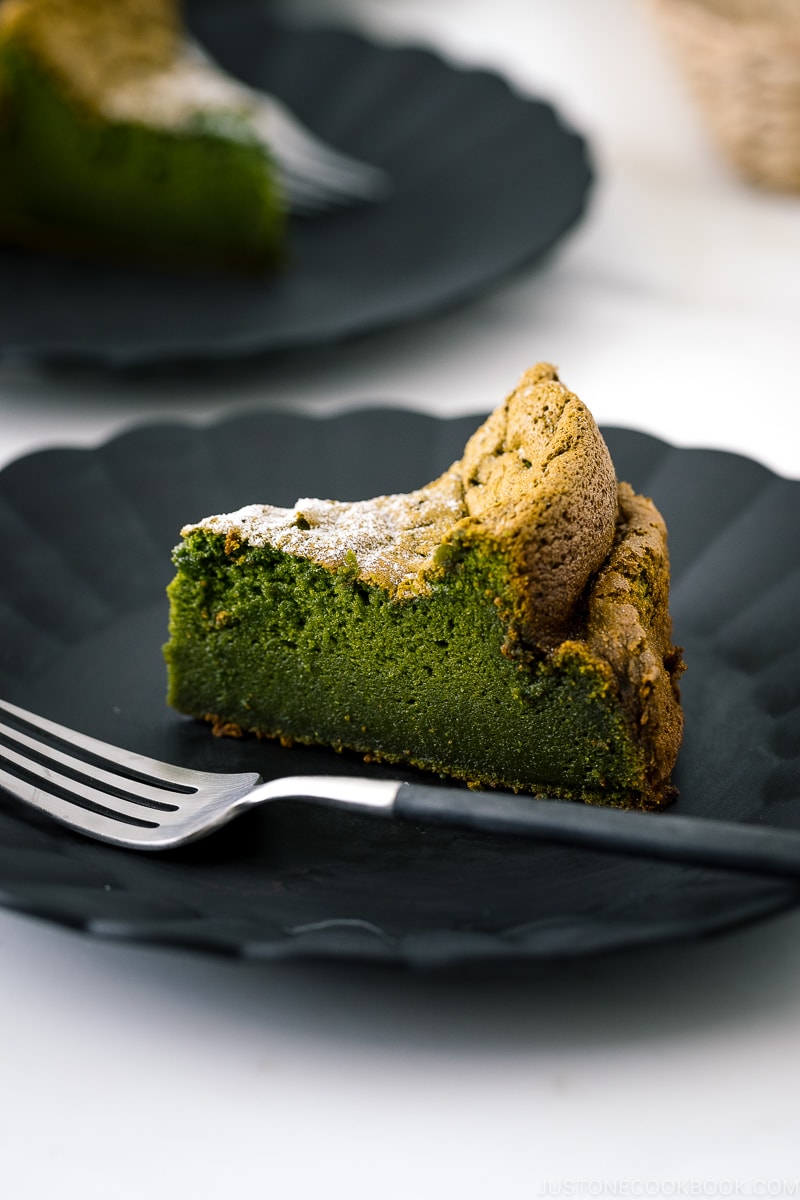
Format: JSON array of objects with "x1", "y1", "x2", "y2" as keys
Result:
[{"x1": 1, "y1": 2, "x2": 799, "y2": 1197}]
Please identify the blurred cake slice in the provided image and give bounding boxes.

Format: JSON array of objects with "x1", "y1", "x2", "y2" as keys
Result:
[{"x1": 0, "y1": 0, "x2": 286, "y2": 269}]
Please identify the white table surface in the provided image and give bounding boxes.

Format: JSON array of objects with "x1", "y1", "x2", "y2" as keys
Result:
[{"x1": 1, "y1": 2, "x2": 799, "y2": 1197}]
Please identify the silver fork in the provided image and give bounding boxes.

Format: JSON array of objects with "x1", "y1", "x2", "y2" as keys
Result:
[
  {"x1": 1, "y1": 696, "x2": 800, "y2": 880},
  {"x1": 254, "y1": 92, "x2": 392, "y2": 215},
  {"x1": 187, "y1": 42, "x2": 391, "y2": 215}
]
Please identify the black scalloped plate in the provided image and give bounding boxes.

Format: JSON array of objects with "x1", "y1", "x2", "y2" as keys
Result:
[
  {"x1": 1, "y1": 409, "x2": 798, "y2": 968},
  {"x1": 0, "y1": 2, "x2": 592, "y2": 368}
]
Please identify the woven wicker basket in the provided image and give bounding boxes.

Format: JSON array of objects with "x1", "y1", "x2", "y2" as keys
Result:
[{"x1": 648, "y1": 0, "x2": 800, "y2": 191}]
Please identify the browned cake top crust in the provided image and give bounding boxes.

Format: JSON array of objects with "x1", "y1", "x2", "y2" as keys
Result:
[
  {"x1": 1, "y1": 0, "x2": 181, "y2": 99},
  {"x1": 583, "y1": 482, "x2": 684, "y2": 803},
  {"x1": 0, "y1": 0, "x2": 261, "y2": 133},
  {"x1": 189, "y1": 363, "x2": 618, "y2": 651},
  {"x1": 454, "y1": 361, "x2": 618, "y2": 648}
]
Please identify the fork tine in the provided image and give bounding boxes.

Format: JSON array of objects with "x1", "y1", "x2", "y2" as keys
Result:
[
  {"x1": 0, "y1": 733, "x2": 183, "y2": 827},
  {"x1": 0, "y1": 717, "x2": 182, "y2": 810},
  {"x1": 278, "y1": 148, "x2": 392, "y2": 212},
  {"x1": 0, "y1": 698, "x2": 266, "y2": 849},
  {"x1": 280, "y1": 168, "x2": 386, "y2": 216},
  {"x1": 248, "y1": 95, "x2": 392, "y2": 212},
  {"x1": 0, "y1": 698, "x2": 212, "y2": 788},
  {"x1": 276, "y1": 175, "x2": 338, "y2": 216},
  {"x1": 0, "y1": 760, "x2": 163, "y2": 834},
  {"x1": 273, "y1": 124, "x2": 390, "y2": 197}
]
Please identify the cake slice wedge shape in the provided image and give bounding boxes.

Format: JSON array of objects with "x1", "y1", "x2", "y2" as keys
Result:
[{"x1": 165, "y1": 364, "x2": 684, "y2": 810}]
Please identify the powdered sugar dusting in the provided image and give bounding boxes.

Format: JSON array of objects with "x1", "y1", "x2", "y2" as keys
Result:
[
  {"x1": 102, "y1": 43, "x2": 258, "y2": 133},
  {"x1": 185, "y1": 469, "x2": 466, "y2": 594}
]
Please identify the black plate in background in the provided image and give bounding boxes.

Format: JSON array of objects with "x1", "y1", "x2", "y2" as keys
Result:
[
  {"x1": 0, "y1": 2, "x2": 592, "y2": 368},
  {"x1": 0, "y1": 409, "x2": 798, "y2": 968}
]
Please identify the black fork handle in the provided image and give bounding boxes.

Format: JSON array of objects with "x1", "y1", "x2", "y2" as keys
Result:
[{"x1": 393, "y1": 783, "x2": 800, "y2": 883}]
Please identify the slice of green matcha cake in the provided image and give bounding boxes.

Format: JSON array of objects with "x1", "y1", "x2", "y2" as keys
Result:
[
  {"x1": 0, "y1": 0, "x2": 285, "y2": 269},
  {"x1": 165, "y1": 364, "x2": 685, "y2": 810}
]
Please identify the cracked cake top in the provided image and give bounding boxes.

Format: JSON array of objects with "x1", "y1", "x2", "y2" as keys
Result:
[{"x1": 187, "y1": 363, "x2": 619, "y2": 649}]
